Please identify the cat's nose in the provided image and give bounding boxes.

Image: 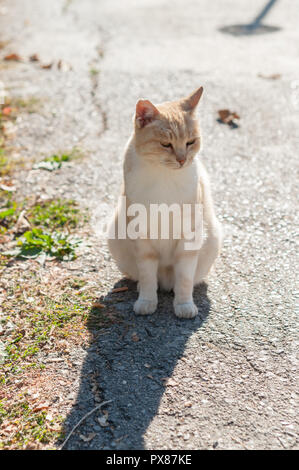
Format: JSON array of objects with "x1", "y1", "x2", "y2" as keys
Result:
[{"x1": 176, "y1": 156, "x2": 186, "y2": 166}]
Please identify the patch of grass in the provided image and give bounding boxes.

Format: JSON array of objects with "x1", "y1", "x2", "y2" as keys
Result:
[
  {"x1": 0, "y1": 189, "x2": 18, "y2": 234},
  {"x1": 1, "y1": 283, "x2": 91, "y2": 379},
  {"x1": 29, "y1": 199, "x2": 80, "y2": 230},
  {"x1": 11, "y1": 96, "x2": 42, "y2": 114},
  {"x1": 1, "y1": 198, "x2": 87, "y2": 259},
  {"x1": 33, "y1": 148, "x2": 83, "y2": 171},
  {"x1": 12, "y1": 228, "x2": 81, "y2": 260},
  {"x1": 0, "y1": 253, "x2": 117, "y2": 449},
  {"x1": 0, "y1": 399, "x2": 63, "y2": 449},
  {"x1": 89, "y1": 68, "x2": 99, "y2": 76},
  {"x1": 0, "y1": 96, "x2": 33, "y2": 176}
]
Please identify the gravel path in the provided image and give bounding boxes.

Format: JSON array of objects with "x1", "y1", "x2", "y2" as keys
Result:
[{"x1": 1, "y1": 0, "x2": 298, "y2": 450}]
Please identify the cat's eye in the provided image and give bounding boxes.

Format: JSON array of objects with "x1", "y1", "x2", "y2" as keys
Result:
[
  {"x1": 186, "y1": 139, "x2": 196, "y2": 146},
  {"x1": 161, "y1": 142, "x2": 172, "y2": 148}
]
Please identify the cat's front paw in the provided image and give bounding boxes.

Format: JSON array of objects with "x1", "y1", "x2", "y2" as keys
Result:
[
  {"x1": 174, "y1": 301, "x2": 198, "y2": 319},
  {"x1": 134, "y1": 298, "x2": 157, "y2": 316}
]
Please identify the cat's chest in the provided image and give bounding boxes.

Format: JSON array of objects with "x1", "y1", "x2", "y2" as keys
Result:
[{"x1": 126, "y1": 165, "x2": 199, "y2": 206}]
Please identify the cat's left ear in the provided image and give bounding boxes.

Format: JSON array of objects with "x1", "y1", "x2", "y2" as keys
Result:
[
  {"x1": 180, "y1": 87, "x2": 203, "y2": 112},
  {"x1": 135, "y1": 99, "x2": 159, "y2": 128}
]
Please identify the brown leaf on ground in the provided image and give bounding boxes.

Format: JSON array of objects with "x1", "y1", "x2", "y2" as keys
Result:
[
  {"x1": 92, "y1": 302, "x2": 105, "y2": 309},
  {"x1": 111, "y1": 286, "x2": 128, "y2": 293},
  {"x1": 218, "y1": 109, "x2": 240, "y2": 127},
  {"x1": 0, "y1": 41, "x2": 9, "y2": 50},
  {"x1": 41, "y1": 63, "x2": 53, "y2": 69},
  {"x1": 0, "y1": 183, "x2": 16, "y2": 192},
  {"x1": 2, "y1": 106, "x2": 12, "y2": 116},
  {"x1": 4, "y1": 53, "x2": 22, "y2": 61},
  {"x1": 98, "y1": 415, "x2": 109, "y2": 427},
  {"x1": 57, "y1": 59, "x2": 72, "y2": 71},
  {"x1": 162, "y1": 377, "x2": 177, "y2": 387},
  {"x1": 131, "y1": 332, "x2": 140, "y2": 342},
  {"x1": 33, "y1": 402, "x2": 50, "y2": 412},
  {"x1": 14, "y1": 210, "x2": 31, "y2": 235},
  {"x1": 29, "y1": 54, "x2": 40, "y2": 62},
  {"x1": 258, "y1": 73, "x2": 281, "y2": 80},
  {"x1": 79, "y1": 433, "x2": 96, "y2": 442}
]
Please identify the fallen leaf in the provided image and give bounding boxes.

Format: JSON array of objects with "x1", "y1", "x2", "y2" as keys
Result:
[
  {"x1": 0, "y1": 41, "x2": 9, "y2": 50},
  {"x1": 14, "y1": 210, "x2": 31, "y2": 235},
  {"x1": 29, "y1": 54, "x2": 39, "y2": 62},
  {"x1": 32, "y1": 160, "x2": 61, "y2": 171},
  {"x1": 184, "y1": 401, "x2": 192, "y2": 408},
  {"x1": 258, "y1": 73, "x2": 281, "y2": 80},
  {"x1": 131, "y1": 332, "x2": 139, "y2": 342},
  {"x1": 111, "y1": 286, "x2": 128, "y2": 293},
  {"x1": 79, "y1": 432, "x2": 96, "y2": 442},
  {"x1": 0, "y1": 183, "x2": 16, "y2": 192},
  {"x1": 4, "y1": 53, "x2": 22, "y2": 61},
  {"x1": 33, "y1": 402, "x2": 50, "y2": 412},
  {"x1": 217, "y1": 109, "x2": 240, "y2": 128},
  {"x1": 57, "y1": 59, "x2": 72, "y2": 71},
  {"x1": 98, "y1": 415, "x2": 109, "y2": 427},
  {"x1": 162, "y1": 377, "x2": 177, "y2": 387},
  {"x1": 2, "y1": 106, "x2": 12, "y2": 116},
  {"x1": 92, "y1": 302, "x2": 105, "y2": 309},
  {"x1": 41, "y1": 63, "x2": 53, "y2": 70}
]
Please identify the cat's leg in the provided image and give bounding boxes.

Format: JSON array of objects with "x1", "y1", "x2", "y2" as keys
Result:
[
  {"x1": 134, "y1": 240, "x2": 158, "y2": 315},
  {"x1": 173, "y1": 245, "x2": 198, "y2": 319}
]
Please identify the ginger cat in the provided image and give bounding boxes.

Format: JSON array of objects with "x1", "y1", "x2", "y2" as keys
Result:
[{"x1": 108, "y1": 87, "x2": 222, "y2": 318}]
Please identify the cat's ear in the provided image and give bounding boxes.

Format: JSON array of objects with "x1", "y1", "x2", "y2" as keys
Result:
[
  {"x1": 180, "y1": 87, "x2": 203, "y2": 112},
  {"x1": 135, "y1": 99, "x2": 159, "y2": 128}
]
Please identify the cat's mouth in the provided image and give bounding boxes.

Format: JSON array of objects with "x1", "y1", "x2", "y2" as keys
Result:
[{"x1": 162, "y1": 159, "x2": 189, "y2": 170}]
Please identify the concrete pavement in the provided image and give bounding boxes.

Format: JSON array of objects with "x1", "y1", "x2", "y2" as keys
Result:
[{"x1": 0, "y1": 0, "x2": 298, "y2": 449}]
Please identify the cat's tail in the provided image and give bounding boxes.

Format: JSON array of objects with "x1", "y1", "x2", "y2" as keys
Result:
[{"x1": 194, "y1": 166, "x2": 222, "y2": 284}]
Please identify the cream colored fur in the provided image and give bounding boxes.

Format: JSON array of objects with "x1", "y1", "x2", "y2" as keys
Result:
[{"x1": 108, "y1": 88, "x2": 222, "y2": 318}]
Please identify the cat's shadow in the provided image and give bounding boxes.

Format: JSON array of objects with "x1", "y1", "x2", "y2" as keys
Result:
[{"x1": 59, "y1": 280, "x2": 210, "y2": 449}]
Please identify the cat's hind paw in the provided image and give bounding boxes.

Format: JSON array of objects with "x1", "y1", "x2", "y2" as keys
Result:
[
  {"x1": 134, "y1": 298, "x2": 157, "y2": 316},
  {"x1": 174, "y1": 302, "x2": 198, "y2": 319}
]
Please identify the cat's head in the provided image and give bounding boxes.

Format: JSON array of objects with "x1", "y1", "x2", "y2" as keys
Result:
[{"x1": 134, "y1": 87, "x2": 203, "y2": 170}]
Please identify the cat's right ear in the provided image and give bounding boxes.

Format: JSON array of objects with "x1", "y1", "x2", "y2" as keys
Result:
[
  {"x1": 180, "y1": 87, "x2": 203, "y2": 113},
  {"x1": 135, "y1": 100, "x2": 159, "y2": 128}
]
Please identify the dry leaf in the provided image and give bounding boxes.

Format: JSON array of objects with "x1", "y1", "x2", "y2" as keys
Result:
[
  {"x1": 29, "y1": 54, "x2": 39, "y2": 62},
  {"x1": 184, "y1": 401, "x2": 192, "y2": 408},
  {"x1": 14, "y1": 210, "x2": 31, "y2": 234},
  {"x1": 4, "y1": 53, "x2": 22, "y2": 61},
  {"x1": 41, "y1": 63, "x2": 53, "y2": 70},
  {"x1": 2, "y1": 106, "x2": 12, "y2": 116},
  {"x1": 33, "y1": 402, "x2": 50, "y2": 412},
  {"x1": 218, "y1": 109, "x2": 240, "y2": 127},
  {"x1": 79, "y1": 432, "x2": 96, "y2": 442},
  {"x1": 0, "y1": 184, "x2": 16, "y2": 192},
  {"x1": 112, "y1": 286, "x2": 128, "y2": 293},
  {"x1": 162, "y1": 377, "x2": 177, "y2": 387},
  {"x1": 98, "y1": 415, "x2": 109, "y2": 427},
  {"x1": 258, "y1": 73, "x2": 281, "y2": 80},
  {"x1": 131, "y1": 332, "x2": 139, "y2": 342},
  {"x1": 57, "y1": 59, "x2": 72, "y2": 71},
  {"x1": 92, "y1": 302, "x2": 105, "y2": 309}
]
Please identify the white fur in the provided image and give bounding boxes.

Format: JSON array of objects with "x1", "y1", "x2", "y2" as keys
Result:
[{"x1": 108, "y1": 136, "x2": 222, "y2": 319}]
